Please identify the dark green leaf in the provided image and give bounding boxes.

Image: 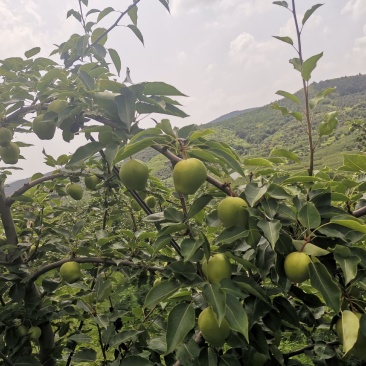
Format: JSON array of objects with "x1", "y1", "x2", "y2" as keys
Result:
[
  {"x1": 302, "y1": 52, "x2": 323, "y2": 81},
  {"x1": 122, "y1": 356, "x2": 154, "y2": 366},
  {"x1": 166, "y1": 303, "x2": 195, "y2": 354},
  {"x1": 66, "y1": 142, "x2": 104, "y2": 167},
  {"x1": 187, "y1": 195, "x2": 213, "y2": 219},
  {"x1": 24, "y1": 47, "x2": 41, "y2": 58},
  {"x1": 202, "y1": 284, "x2": 227, "y2": 325},
  {"x1": 225, "y1": 294, "x2": 249, "y2": 341},
  {"x1": 298, "y1": 202, "x2": 321, "y2": 229},
  {"x1": 302, "y1": 4, "x2": 324, "y2": 26},
  {"x1": 275, "y1": 90, "x2": 299, "y2": 104},
  {"x1": 257, "y1": 219, "x2": 281, "y2": 248},
  {"x1": 273, "y1": 36, "x2": 293, "y2": 46},
  {"x1": 128, "y1": 5, "x2": 138, "y2": 25},
  {"x1": 127, "y1": 24, "x2": 144, "y2": 45},
  {"x1": 144, "y1": 280, "x2": 180, "y2": 308},
  {"x1": 97, "y1": 7, "x2": 114, "y2": 22},
  {"x1": 143, "y1": 81, "x2": 187, "y2": 96},
  {"x1": 309, "y1": 262, "x2": 341, "y2": 313},
  {"x1": 108, "y1": 48, "x2": 121, "y2": 76}
]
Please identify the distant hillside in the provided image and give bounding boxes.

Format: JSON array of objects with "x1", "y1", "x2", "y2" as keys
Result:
[
  {"x1": 5, "y1": 74, "x2": 366, "y2": 193},
  {"x1": 206, "y1": 74, "x2": 366, "y2": 168},
  {"x1": 209, "y1": 108, "x2": 257, "y2": 124}
]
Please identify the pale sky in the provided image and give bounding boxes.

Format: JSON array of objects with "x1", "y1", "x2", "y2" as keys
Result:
[{"x1": 1, "y1": 0, "x2": 366, "y2": 182}]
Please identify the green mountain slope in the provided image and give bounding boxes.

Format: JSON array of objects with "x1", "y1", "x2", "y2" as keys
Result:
[{"x1": 206, "y1": 74, "x2": 366, "y2": 169}]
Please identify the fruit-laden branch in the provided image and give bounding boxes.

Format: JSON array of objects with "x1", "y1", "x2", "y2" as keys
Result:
[
  {"x1": 7, "y1": 172, "x2": 69, "y2": 205},
  {"x1": 151, "y1": 145, "x2": 233, "y2": 196},
  {"x1": 0, "y1": 181, "x2": 56, "y2": 366},
  {"x1": 66, "y1": 0, "x2": 142, "y2": 68},
  {"x1": 3, "y1": 103, "x2": 42, "y2": 125},
  {"x1": 26, "y1": 257, "x2": 164, "y2": 283},
  {"x1": 284, "y1": 340, "x2": 339, "y2": 360}
]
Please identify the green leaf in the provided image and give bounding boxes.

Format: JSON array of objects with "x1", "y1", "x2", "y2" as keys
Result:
[
  {"x1": 128, "y1": 5, "x2": 138, "y2": 25},
  {"x1": 225, "y1": 294, "x2": 249, "y2": 341},
  {"x1": 275, "y1": 90, "x2": 299, "y2": 104},
  {"x1": 143, "y1": 81, "x2": 187, "y2": 96},
  {"x1": 97, "y1": 7, "x2": 114, "y2": 22},
  {"x1": 202, "y1": 284, "x2": 227, "y2": 325},
  {"x1": 127, "y1": 24, "x2": 144, "y2": 45},
  {"x1": 334, "y1": 253, "x2": 360, "y2": 285},
  {"x1": 24, "y1": 47, "x2": 41, "y2": 58},
  {"x1": 181, "y1": 239, "x2": 202, "y2": 262},
  {"x1": 187, "y1": 194, "x2": 213, "y2": 219},
  {"x1": 273, "y1": 36, "x2": 293, "y2": 46},
  {"x1": 211, "y1": 148, "x2": 245, "y2": 176},
  {"x1": 244, "y1": 158, "x2": 273, "y2": 167},
  {"x1": 122, "y1": 356, "x2": 154, "y2": 366},
  {"x1": 319, "y1": 111, "x2": 338, "y2": 136},
  {"x1": 166, "y1": 303, "x2": 195, "y2": 354},
  {"x1": 115, "y1": 89, "x2": 137, "y2": 130},
  {"x1": 283, "y1": 176, "x2": 324, "y2": 184},
  {"x1": 91, "y1": 27, "x2": 107, "y2": 45},
  {"x1": 78, "y1": 69, "x2": 95, "y2": 90},
  {"x1": 342, "y1": 154, "x2": 366, "y2": 172},
  {"x1": 273, "y1": 1, "x2": 288, "y2": 7},
  {"x1": 270, "y1": 148, "x2": 300, "y2": 163},
  {"x1": 143, "y1": 280, "x2": 180, "y2": 308},
  {"x1": 189, "y1": 128, "x2": 216, "y2": 141},
  {"x1": 309, "y1": 262, "x2": 341, "y2": 313},
  {"x1": 68, "y1": 334, "x2": 92, "y2": 343},
  {"x1": 108, "y1": 48, "x2": 121, "y2": 76},
  {"x1": 302, "y1": 4, "x2": 324, "y2": 26},
  {"x1": 66, "y1": 142, "x2": 104, "y2": 167},
  {"x1": 301, "y1": 52, "x2": 323, "y2": 81},
  {"x1": 109, "y1": 330, "x2": 143, "y2": 348},
  {"x1": 244, "y1": 183, "x2": 267, "y2": 207},
  {"x1": 339, "y1": 310, "x2": 359, "y2": 355},
  {"x1": 216, "y1": 227, "x2": 248, "y2": 244},
  {"x1": 272, "y1": 102, "x2": 289, "y2": 116},
  {"x1": 158, "y1": 0, "x2": 170, "y2": 12},
  {"x1": 266, "y1": 183, "x2": 293, "y2": 199},
  {"x1": 309, "y1": 87, "x2": 336, "y2": 109},
  {"x1": 292, "y1": 240, "x2": 330, "y2": 256},
  {"x1": 298, "y1": 202, "x2": 321, "y2": 229},
  {"x1": 73, "y1": 348, "x2": 97, "y2": 362},
  {"x1": 330, "y1": 215, "x2": 366, "y2": 234},
  {"x1": 257, "y1": 219, "x2": 281, "y2": 248}
]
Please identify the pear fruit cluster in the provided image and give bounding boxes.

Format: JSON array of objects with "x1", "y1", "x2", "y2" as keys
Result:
[
  {"x1": 0, "y1": 127, "x2": 20, "y2": 164},
  {"x1": 217, "y1": 196, "x2": 248, "y2": 228},
  {"x1": 172, "y1": 158, "x2": 207, "y2": 195},
  {"x1": 60, "y1": 261, "x2": 82, "y2": 284},
  {"x1": 202, "y1": 253, "x2": 231, "y2": 284},
  {"x1": 119, "y1": 159, "x2": 149, "y2": 191},
  {"x1": 66, "y1": 183, "x2": 84, "y2": 200},
  {"x1": 284, "y1": 251, "x2": 311, "y2": 283},
  {"x1": 198, "y1": 307, "x2": 230, "y2": 347}
]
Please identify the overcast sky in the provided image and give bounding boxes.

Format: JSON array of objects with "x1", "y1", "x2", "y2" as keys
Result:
[{"x1": 1, "y1": 0, "x2": 366, "y2": 182}]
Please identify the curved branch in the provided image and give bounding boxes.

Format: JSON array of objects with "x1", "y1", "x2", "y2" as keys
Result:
[
  {"x1": 4, "y1": 103, "x2": 42, "y2": 124},
  {"x1": 27, "y1": 257, "x2": 164, "y2": 283},
  {"x1": 7, "y1": 172, "x2": 69, "y2": 205},
  {"x1": 352, "y1": 205, "x2": 366, "y2": 218},
  {"x1": 0, "y1": 351, "x2": 14, "y2": 366}
]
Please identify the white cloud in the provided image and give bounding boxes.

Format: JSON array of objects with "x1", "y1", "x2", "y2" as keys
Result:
[
  {"x1": 342, "y1": 0, "x2": 366, "y2": 19},
  {"x1": 229, "y1": 32, "x2": 277, "y2": 67},
  {"x1": 171, "y1": 0, "x2": 271, "y2": 17}
]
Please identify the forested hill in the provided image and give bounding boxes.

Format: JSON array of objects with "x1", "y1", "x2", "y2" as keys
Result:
[{"x1": 205, "y1": 74, "x2": 366, "y2": 168}]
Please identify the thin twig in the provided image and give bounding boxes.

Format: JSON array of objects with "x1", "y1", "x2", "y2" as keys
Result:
[
  {"x1": 0, "y1": 351, "x2": 14, "y2": 366},
  {"x1": 26, "y1": 257, "x2": 163, "y2": 283}
]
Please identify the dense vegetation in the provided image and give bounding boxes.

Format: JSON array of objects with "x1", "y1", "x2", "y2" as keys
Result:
[{"x1": 1, "y1": 1, "x2": 366, "y2": 366}]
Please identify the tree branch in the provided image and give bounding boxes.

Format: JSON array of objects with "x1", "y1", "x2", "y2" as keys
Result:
[
  {"x1": 284, "y1": 340, "x2": 339, "y2": 359},
  {"x1": 66, "y1": 0, "x2": 142, "y2": 68},
  {"x1": 7, "y1": 172, "x2": 69, "y2": 205},
  {"x1": 352, "y1": 205, "x2": 366, "y2": 218},
  {"x1": 26, "y1": 257, "x2": 164, "y2": 283},
  {"x1": 0, "y1": 351, "x2": 14, "y2": 366},
  {"x1": 4, "y1": 103, "x2": 42, "y2": 124}
]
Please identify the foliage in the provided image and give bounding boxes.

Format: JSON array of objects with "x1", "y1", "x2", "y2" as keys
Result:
[{"x1": 1, "y1": 1, "x2": 366, "y2": 366}]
